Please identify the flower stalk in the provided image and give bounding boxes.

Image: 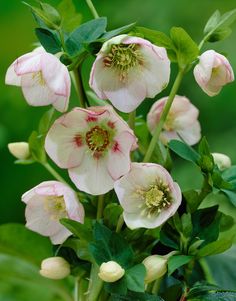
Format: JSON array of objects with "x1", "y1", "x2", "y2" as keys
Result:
[{"x1": 85, "y1": 0, "x2": 99, "y2": 19}]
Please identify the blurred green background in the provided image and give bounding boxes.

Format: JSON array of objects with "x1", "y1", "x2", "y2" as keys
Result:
[{"x1": 0, "y1": 0, "x2": 236, "y2": 226}]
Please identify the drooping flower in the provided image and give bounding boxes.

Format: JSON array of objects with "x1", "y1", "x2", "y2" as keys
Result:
[
  {"x1": 22, "y1": 181, "x2": 84, "y2": 244},
  {"x1": 98, "y1": 261, "x2": 125, "y2": 283},
  {"x1": 40, "y1": 257, "x2": 70, "y2": 280},
  {"x1": 193, "y1": 50, "x2": 234, "y2": 96},
  {"x1": 114, "y1": 163, "x2": 181, "y2": 229},
  {"x1": 5, "y1": 47, "x2": 71, "y2": 112},
  {"x1": 212, "y1": 152, "x2": 231, "y2": 170},
  {"x1": 147, "y1": 95, "x2": 201, "y2": 145},
  {"x1": 45, "y1": 105, "x2": 137, "y2": 195},
  {"x1": 89, "y1": 34, "x2": 170, "y2": 113}
]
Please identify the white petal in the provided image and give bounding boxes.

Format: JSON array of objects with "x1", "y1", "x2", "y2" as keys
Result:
[
  {"x1": 50, "y1": 227, "x2": 71, "y2": 244},
  {"x1": 177, "y1": 121, "x2": 201, "y2": 145},
  {"x1": 5, "y1": 63, "x2": 21, "y2": 86}
]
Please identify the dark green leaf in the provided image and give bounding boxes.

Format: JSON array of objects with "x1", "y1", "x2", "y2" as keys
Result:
[
  {"x1": 63, "y1": 238, "x2": 92, "y2": 261},
  {"x1": 40, "y1": 2, "x2": 61, "y2": 26},
  {"x1": 190, "y1": 292, "x2": 236, "y2": 301},
  {"x1": 126, "y1": 264, "x2": 146, "y2": 292},
  {"x1": 35, "y1": 28, "x2": 61, "y2": 54},
  {"x1": 100, "y1": 23, "x2": 136, "y2": 41},
  {"x1": 104, "y1": 203, "x2": 123, "y2": 229},
  {"x1": 187, "y1": 282, "x2": 220, "y2": 299},
  {"x1": 105, "y1": 277, "x2": 127, "y2": 295},
  {"x1": 160, "y1": 223, "x2": 180, "y2": 249},
  {"x1": 170, "y1": 27, "x2": 199, "y2": 67},
  {"x1": 183, "y1": 190, "x2": 201, "y2": 213},
  {"x1": 168, "y1": 140, "x2": 200, "y2": 163},
  {"x1": 60, "y1": 218, "x2": 93, "y2": 242},
  {"x1": 208, "y1": 27, "x2": 232, "y2": 42},
  {"x1": 168, "y1": 255, "x2": 193, "y2": 275},
  {"x1": 65, "y1": 17, "x2": 107, "y2": 56}
]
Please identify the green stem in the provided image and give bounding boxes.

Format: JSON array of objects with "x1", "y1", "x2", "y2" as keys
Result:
[
  {"x1": 85, "y1": 0, "x2": 99, "y2": 19},
  {"x1": 70, "y1": 68, "x2": 87, "y2": 108},
  {"x1": 97, "y1": 194, "x2": 105, "y2": 220},
  {"x1": 43, "y1": 162, "x2": 67, "y2": 184},
  {"x1": 58, "y1": 29, "x2": 66, "y2": 51},
  {"x1": 143, "y1": 69, "x2": 185, "y2": 163},
  {"x1": 128, "y1": 110, "x2": 136, "y2": 131},
  {"x1": 116, "y1": 214, "x2": 124, "y2": 233},
  {"x1": 199, "y1": 258, "x2": 216, "y2": 284},
  {"x1": 152, "y1": 278, "x2": 162, "y2": 294},
  {"x1": 87, "y1": 264, "x2": 103, "y2": 301},
  {"x1": 74, "y1": 278, "x2": 79, "y2": 301}
]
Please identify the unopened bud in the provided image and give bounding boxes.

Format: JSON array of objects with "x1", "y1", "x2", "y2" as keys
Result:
[
  {"x1": 212, "y1": 152, "x2": 231, "y2": 170},
  {"x1": 142, "y1": 255, "x2": 167, "y2": 283},
  {"x1": 8, "y1": 142, "x2": 30, "y2": 160},
  {"x1": 40, "y1": 257, "x2": 70, "y2": 280},
  {"x1": 98, "y1": 261, "x2": 125, "y2": 283}
]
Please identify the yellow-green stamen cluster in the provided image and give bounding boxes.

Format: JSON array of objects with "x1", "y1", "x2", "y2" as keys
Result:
[
  {"x1": 44, "y1": 196, "x2": 67, "y2": 220},
  {"x1": 32, "y1": 71, "x2": 45, "y2": 86},
  {"x1": 103, "y1": 44, "x2": 143, "y2": 81},
  {"x1": 138, "y1": 179, "x2": 172, "y2": 218},
  {"x1": 86, "y1": 125, "x2": 110, "y2": 152}
]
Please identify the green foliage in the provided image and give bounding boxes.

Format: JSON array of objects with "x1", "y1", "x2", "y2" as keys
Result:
[
  {"x1": 125, "y1": 264, "x2": 146, "y2": 292},
  {"x1": 189, "y1": 292, "x2": 236, "y2": 301},
  {"x1": 57, "y1": 0, "x2": 82, "y2": 32},
  {"x1": 35, "y1": 28, "x2": 62, "y2": 54},
  {"x1": 160, "y1": 222, "x2": 180, "y2": 249},
  {"x1": 168, "y1": 255, "x2": 193, "y2": 275},
  {"x1": 111, "y1": 292, "x2": 165, "y2": 300},
  {"x1": 62, "y1": 237, "x2": 92, "y2": 261},
  {"x1": 28, "y1": 130, "x2": 46, "y2": 163},
  {"x1": 60, "y1": 218, "x2": 93, "y2": 242},
  {"x1": 38, "y1": 107, "x2": 56, "y2": 135},
  {"x1": 104, "y1": 203, "x2": 123, "y2": 229},
  {"x1": 203, "y1": 9, "x2": 236, "y2": 43},
  {"x1": 65, "y1": 17, "x2": 107, "y2": 56},
  {"x1": 168, "y1": 140, "x2": 199, "y2": 164},
  {"x1": 100, "y1": 23, "x2": 136, "y2": 41}
]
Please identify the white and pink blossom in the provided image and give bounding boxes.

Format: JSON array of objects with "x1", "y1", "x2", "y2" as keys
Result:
[
  {"x1": 22, "y1": 181, "x2": 84, "y2": 244},
  {"x1": 45, "y1": 105, "x2": 137, "y2": 195},
  {"x1": 114, "y1": 163, "x2": 181, "y2": 229},
  {"x1": 193, "y1": 50, "x2": 234, "y2": 96},
  {"x1": 147, "y1": 95, "x2": 201, "y2": 145},
  {"x1": 5, "y1": 47, "x2": 71, "y2": 112},
  {"x1": 89, "y1": 35, "x2": 170, "y2": 113}
]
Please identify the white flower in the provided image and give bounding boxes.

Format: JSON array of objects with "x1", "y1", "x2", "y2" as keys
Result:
[
  {"x1": 194, "y1": 50, "x2": 234, "y2": 96},
  {"x1": 45, "y1": 105, "x2": 137, "y2": 195},
  {"x1": 147, "y1": 95, "x2": 201, "y2": 145},
  {"x1": 89, "y1": 34, "x2": 170, "y2": 113},
  {"x1": 114, "y1": 163, "x2": 182, "y2": 229},
  {"x1": 212, "y1": 152, "x2": 231, "y2": 170},
  {"x1": 40, "y1": 257, "x2": 70, "y2": 279},
  {"x1": 22, "y1": 181, "x2": 84, "y2": 244},
  {"x1": 8, "y1": 142, "x2": 30, "y2": 160},
  {"x1": 5, "y1": 47, "x2": 71, "y2": 112},
  {"x1": 98, "y1": 261, "x2": 125, "y2": 282},
  {"x1": 142, "y1": 255, "x2": 167, "y2": 283}
]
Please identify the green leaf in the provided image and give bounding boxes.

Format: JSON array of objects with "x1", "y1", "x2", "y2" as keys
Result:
[
  {"x1": 105, "y1": 277, "x2": 128, "y2": 295},
  {"x1": 39, "y1": 2, "x2": 61, "y2": 26},
  {"x1": 170, "y1": 27, "x2": 199, "y2": 67},
  {"x1": 0, "y1": 224, "x2": 52, "y2": 265},
  {"x1": 181, "y1": 213, "x2": 193, "y2": 238},
  {"x1": 103, "y1": 203, "x2": 123, "y2": 229},
  {"x1": 207, "y1": 27, "x2": 232, "y2": 42},
  {"x1": 168, "y1": 140, "x2": 200, "y2": 163},
  {"x1": 190, "y1": 292, "x2": 236, "y2": 301},
  {"x1": 100, "y1": 23, "x2": 136, "y2": 41},
  {"x1": 35, "y1": 28, "x2": 61, "y2": 54},
  {"x1": 111, "y1": 292, "x2": 165, "y2": 301},
  {"x1": 222, "y1": 189, "x2": 236, "y2": 207},
  {"x1": 57, "y1": 0, "x2": 82, "y2": 32},
  {"x1": 38, "y1": 108, "x2": 55, "y2": 135},
  {"x1": 219, "y1": 213, "x2": 234, "y2": 232},
  {"x1": 204, "y1": 10, "x2": 221, "y2": 34},
  {"x1": 60, "y1": 218, "x2": 93, "y2": 242},
  {"x1": 183, "y1": 190, "x2": 201, "y2": 213},
  {"x1": 168, "y1": 255, "x2": 193, "y2": 276},
  {"x1": 160, "y1": 223, "x2": 180, "y2": 249},
  {"x1": 65, "y1": 17, "x2": 107, "y2": 56},
  {"x1": 187, "y1": 282, "x2": 220, "y2": 299},
  {"x1": 126, "y1": 264, "x2": 146, "y2": 292},
  {"x1": 197, "y1": 235, "x2": 235, "y2": 258},
  {"x1": 62, "y1": 238, "x2": 92, "y2": 261},
  {"x1": 28, "y1": 130, "x2": 46, "y2": 163}
]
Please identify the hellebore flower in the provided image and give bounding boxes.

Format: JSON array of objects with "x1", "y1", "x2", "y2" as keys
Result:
[
  {"x1": 142, "y1": 255, "x2": 167, "y2": 283},
  {"x1": 22, "y1": 181, "x2": 84, "y2": 244},
  {"x1": 5, "y1": 47, "x2": 71, "y2": 112},
  {"x1": 40, "y1": 257, "x2": 70, "y2": 280},
  {"x1": 147, "y1": 95, "x2": 201, "y2": 145},
  {"x1": 114, "y1": 163, "x2": 181, "y2": 229},
  {"x1": 45, "y1": 106, "x2": 137, "y2": 195},
  {"x1": 89, "y1": 34, "x2": 170, "y2": 113},
  {"x1": 98, "y1": 261, "x2": 125, "y2": 283},
  {"x1": 212, "y1": 152, "x2": 231, "y2": 170},
  {"x1": 193, "y1": 50, "x2": 234, "y2": 96}
]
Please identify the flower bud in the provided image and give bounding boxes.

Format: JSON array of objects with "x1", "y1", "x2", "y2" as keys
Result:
[
  {"x1": 212, "y1": 152, "x2": 231, "y2": 170},
  {"x1": 142, "y1": 255, "x2": 167, "y2": 283},
  {"x1": 98, "y1": 261, "x2": 125, "y2": 283},
  {"x1": 39, "y1": 257, "x2": 70, "y2": 280},
  {"x1": 8, "y1": 142, "x2": 30, "y2": 160}
]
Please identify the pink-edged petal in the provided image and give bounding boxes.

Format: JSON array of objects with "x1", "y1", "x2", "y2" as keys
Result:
[
  {"x1": 69, "y1": 154, "x2": 114, "y2": 195},
  {"x1": 5, "y1": 63, "x2": 21, "y2": 86},
  {"x1": 194, "y1": 50, "x2": 216, "y2": 84},
  {"x1": 177, "y1": 121, "x2": 201, "y2": 145},
  {"x1": 139, "y1": 45, "x2": 170, "y2": 97},
  {"x1": 64, "y1": 189, "x2": 85, "y2": 223},
  {"x1": 52, "y1": 95, "x2": 69, "y2": 112},
  {"x1": 14, "y1": 52, "x2": 42, "y2": 76},
  {"x1": 45, "y1": 122, "x2": 86, "y2": 169},
  {"x1": 107, "y1": 131, "x2": 136, "y2": 180},
  {"x1": 41, "y1": 53, "x2": 71, "y2": 97}
]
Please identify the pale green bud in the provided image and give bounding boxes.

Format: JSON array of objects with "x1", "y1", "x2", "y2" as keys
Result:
[
  {"x1": 8, "y1": 142, "x2": 30, "y2": 160},
  {"x1": 40, "y1": 257, "x2": 70, "y2": 280},
  {"x1": 98, "y1": 261, "x2": 125, "y2": 283},
  {"x1": 142, "y1": 255, "x2": 167, "y2": 283}
]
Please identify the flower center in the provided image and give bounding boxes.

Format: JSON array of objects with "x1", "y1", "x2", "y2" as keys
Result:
[
  {"x1": 86, "y1": 126, "x2": 110, "y2": 152},
  {"x1": 103, "y1": 44, "x2": 143, "y2": 80},
  {"x1": 32, "y1": 71, "x2": 45, "y2": 86},
  {"x1": 44, "y1": 196, "x2": 67, "y2": 220},
  {"x1": 138, "y1": 180, "x2": 172, "y2": 217}
]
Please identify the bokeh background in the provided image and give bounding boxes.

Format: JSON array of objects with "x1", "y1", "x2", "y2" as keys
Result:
[
  {"x1": 1, "y1": 0, "x2": 236, "y2": 224},
  {"x1": 0, "y1": 0, "x2": 236, "y2": 299}
]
